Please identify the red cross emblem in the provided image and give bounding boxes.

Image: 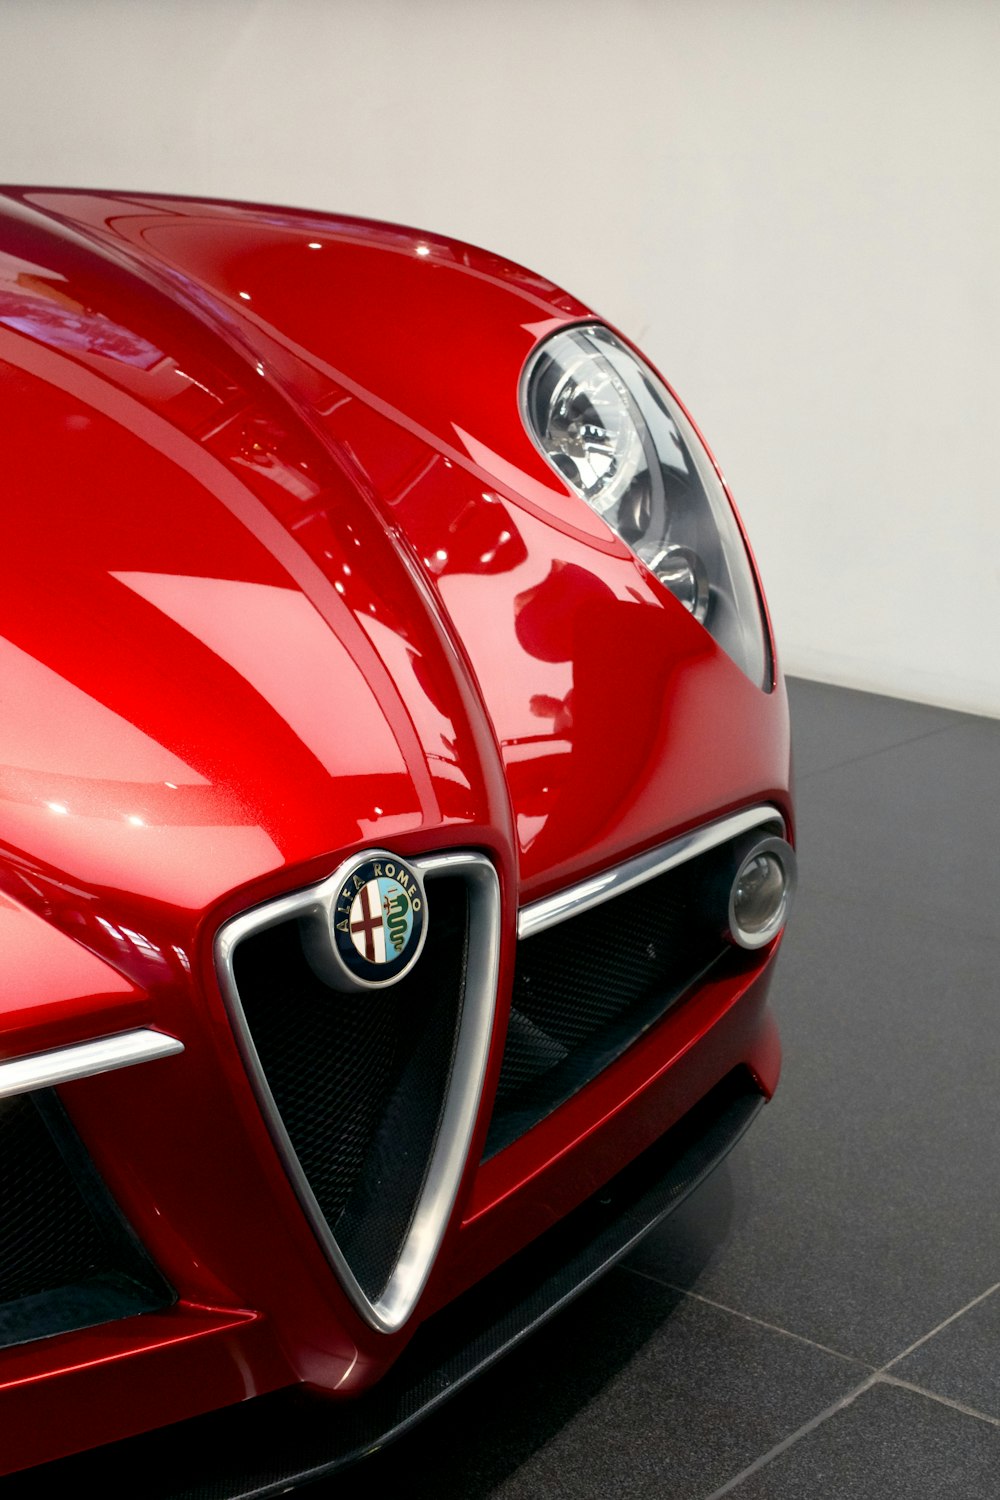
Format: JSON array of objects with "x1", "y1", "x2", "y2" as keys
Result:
[{"x1": 350, "y1": 881, "x2": 384, "y2": 962}]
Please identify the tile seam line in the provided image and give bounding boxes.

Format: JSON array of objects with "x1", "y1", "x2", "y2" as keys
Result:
[
  {"x1": 621, "y1": 1268, "x2": 870, "y2": 1369},
  {"x1": 880, "y1": 1281, "x2": 1000, "y2": 1371},
  {"x1": 880, "y1": 1374, "x2": 1000, "y2": 1429},
  {"x1": 699, "y1": 1285, "x2": 1000, "y2": 1497},
  {"x1": 704, "y1": 1372, "x2": 1000, "y2": 1500},
  {"x1": 699, "y1": 1375, "x2": 878, "y2": 1500},
  {"x1": 794, "y1": 716, "x2": 987, "y2": 784}
]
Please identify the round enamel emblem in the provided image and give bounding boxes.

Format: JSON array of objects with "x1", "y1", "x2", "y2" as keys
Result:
[{"x1": 330, "y1": 854, "x2": 427, "y2": 986}]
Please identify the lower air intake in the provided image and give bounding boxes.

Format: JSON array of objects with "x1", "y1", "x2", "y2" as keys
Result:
[
  {"x1": 0, "y1": 1090, "x2": 173, "y2": 1349},
  {"x1": 485, "y1": 818, "x2": 779, "y2": 1156}
]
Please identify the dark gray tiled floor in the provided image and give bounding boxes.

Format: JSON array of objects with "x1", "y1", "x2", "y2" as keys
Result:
[
  {"x1": 787, "y1": 676, "x2": 971, "y2": 780},
  {"x1": 795, "y1": 716, "x2": 1000, "y2": 940},
  {"x1": 891, "y1": 1285, "x2": 1000, "y2": 1421},
  {"x1": 316, "y1": 678, "x2": 1000, "y2": 1497},
  {"x1": 721, "y1": 1380, "x2": 1000, "y2": 1499}
]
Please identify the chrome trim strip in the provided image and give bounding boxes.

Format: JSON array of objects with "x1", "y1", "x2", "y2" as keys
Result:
[
  {"x1": 518, "y1": 805, "x2": 786, "y2": 940},
  {"x1": 215, "y1": 849, "x2": 502, "y2": 1337},
  {"x1": 0, "y1": 1029, "x2": 184, "y2": 1101}
]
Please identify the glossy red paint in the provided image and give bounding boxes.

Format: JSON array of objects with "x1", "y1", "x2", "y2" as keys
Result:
[
  {"x1": 12, "y1": 190, "x2": 790, "y2": 896},
  {"x1": 0, "y1": 1305, "x2": 288, "y2": 1477},
  {"x1": 0, "y1": 188, "x2": 793, "y2": 1478}
]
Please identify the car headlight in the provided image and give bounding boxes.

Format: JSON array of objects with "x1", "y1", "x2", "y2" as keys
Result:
[{"x1": 521, "y1": 324, "x2": 769, "y2": 687}]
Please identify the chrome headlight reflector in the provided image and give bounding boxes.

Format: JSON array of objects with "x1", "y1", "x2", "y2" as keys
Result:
[{"x1": 522, "y1": 325, "x2": 769, "y2": 686}]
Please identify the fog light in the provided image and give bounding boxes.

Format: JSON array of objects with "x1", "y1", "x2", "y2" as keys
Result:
[{"x1": 727, "y1": 836, "x2": 796, "y2": 949}]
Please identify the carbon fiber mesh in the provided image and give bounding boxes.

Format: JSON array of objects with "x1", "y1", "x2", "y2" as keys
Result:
[
  {"x1": 0, "y1": 1090, "x2": 172, "y2": 1347},
  {"x1": 0, "y1": 1093, "x2": 107, "y2": 1302},
  {"x1": 232, "y1": 878, "x2": 469, "y2": 1303},
  {"x1": 485, "y1": 842, "x2": 735, "y2": 1156}
]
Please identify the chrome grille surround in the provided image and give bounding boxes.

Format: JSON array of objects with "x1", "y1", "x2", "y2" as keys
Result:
[{"x1": 215, "y1": 849, "x2": 501, "y2": 1335}]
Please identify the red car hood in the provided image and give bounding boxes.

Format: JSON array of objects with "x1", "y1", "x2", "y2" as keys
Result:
[{"x1": 0, "y1": 189, "x2": 789, "y2": 1015}]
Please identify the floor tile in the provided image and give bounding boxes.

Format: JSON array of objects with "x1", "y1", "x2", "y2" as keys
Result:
[
  {"x1": 625, "y1": 880, "x2": 1000, "y2": 1365},
  {"x1": 786, "y1": 677, "x2": 969, "y2": 780},
  {"x1": 724, "y1": 1379, "x2": 1000, "y2": 1498},
  {"x1": 891, "y1": 1287, "x2": 1000, "y2": 1419},
  {"x1": 794, "y1": 715, "x2": 1000, "y2": 940},
  {"x1": 318, "y1": 1270, "x2": 863, "y2": 1500}
]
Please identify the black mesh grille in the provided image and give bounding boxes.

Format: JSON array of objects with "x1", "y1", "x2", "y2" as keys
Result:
[
  {"x1": 485, "y1": 839, "x2": 741, "y2": 1156},
  {"x1": 231, "y1": 877, "x2": 469, "y2": 1304},
  {"x1": 0, "y1": 1090, "x2": 173, "y2": 1348},
  {"x1": 0, "y1": 1093, "x2": 108, "y2": 1303}
]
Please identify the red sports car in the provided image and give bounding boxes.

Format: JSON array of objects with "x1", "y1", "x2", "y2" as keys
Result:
[{"x1": 0, "y1": 188, "x2": 794, "y2": 1492}]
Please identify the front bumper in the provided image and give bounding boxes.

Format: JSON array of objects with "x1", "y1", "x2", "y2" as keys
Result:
[
  {"x1": 0, "y1": 827, "x2": 784, "y2": 1479},
  {"x1": 7, "y1": 1069, "x2": 763, "y2": 1499}
]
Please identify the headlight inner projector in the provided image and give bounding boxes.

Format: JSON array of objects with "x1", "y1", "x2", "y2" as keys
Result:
[{"x1": 522, "y1": 325, "x2": 769, "y2": 687}]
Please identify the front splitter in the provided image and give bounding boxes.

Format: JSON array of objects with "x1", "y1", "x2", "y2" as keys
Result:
[{"x1": 6, "y1": 1069, "x2": 763, "y2": 1498}]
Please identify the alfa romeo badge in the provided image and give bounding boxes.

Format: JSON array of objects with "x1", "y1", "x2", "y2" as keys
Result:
[{"x1": 327, "y1": 853, "x2": 427, "y2": 987}]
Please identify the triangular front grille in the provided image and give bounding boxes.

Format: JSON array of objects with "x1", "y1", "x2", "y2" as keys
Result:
[{"x1": 217, "y1": 851, "x2": 500, "y2": 1332}]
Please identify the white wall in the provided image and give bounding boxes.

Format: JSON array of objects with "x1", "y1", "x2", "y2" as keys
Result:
[{"x1": 4, "y1": 0, "x2": 999, "y2": 715}]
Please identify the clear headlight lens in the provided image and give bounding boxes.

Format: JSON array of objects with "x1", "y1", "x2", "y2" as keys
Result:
[{"x1": 522, "y1": 324, "x2": 769, "y2": 687}]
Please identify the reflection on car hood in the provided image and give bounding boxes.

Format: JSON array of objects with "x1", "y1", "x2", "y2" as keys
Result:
[{"x1": 0, "y1": 190, "x2": 788, "y2": 983}]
